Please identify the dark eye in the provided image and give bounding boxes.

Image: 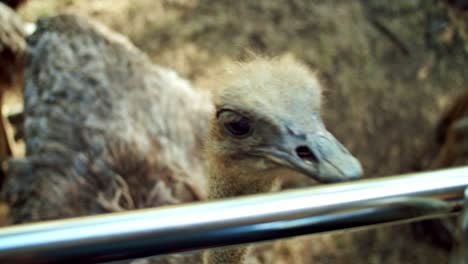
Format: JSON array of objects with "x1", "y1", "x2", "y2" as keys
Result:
[
  {"x1": 226, "y1": 118, "x2": 251, "y2": 136},
  {"x1": 218, "y1": 110, "x2": 253, "y2": 138}
]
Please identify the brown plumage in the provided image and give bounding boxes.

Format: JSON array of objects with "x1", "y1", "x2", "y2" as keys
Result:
[
  {"x1": 411, "y1": 90, "x2": 468, "y2": 253},
  {"x1": 0, "y1": 2, "x2": 27, "y2": 186},
  {"x1": 2, "y1": 14, "x2": 362, "y2": 264},
  {"x1": 2, "y1": 14, "x2": 212, "y2": 264},
  {"x1": 435, "y1": 89, "x2": 468, "y2": 264},
  {"x1": 2, "y1": 14, "x2": 211, "y2": 223},
  {"x1": 432, "y1": 90, "x2": 468, "y2": 168}
]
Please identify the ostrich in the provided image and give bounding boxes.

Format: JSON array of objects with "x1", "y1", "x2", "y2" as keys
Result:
[
  {"x1": 202, "y1": 58, "x2": 362, "y2": 263},
  {"x1": 2, "y1": 14, "x2": 211, "y2": 223},
  {"x1": 426, "y1": 86, "x2": 468, "y2": 263},
  {"x1": 2, "y1": 14, "x2": 362, "y2": 263},
  {"x1": 411, "y1": 90, "x2": 468, "y2": 252}
]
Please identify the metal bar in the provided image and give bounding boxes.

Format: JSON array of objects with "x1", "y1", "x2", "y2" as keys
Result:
[{"x1": 1, "y1": 167, "x2": 468, "y2": 264}]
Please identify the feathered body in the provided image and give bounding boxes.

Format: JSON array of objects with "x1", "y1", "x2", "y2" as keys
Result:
[{"x1": 3, "y1": 15, "x2": 212, "y2": 222}]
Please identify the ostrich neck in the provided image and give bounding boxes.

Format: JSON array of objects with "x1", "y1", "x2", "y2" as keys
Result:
[
  {"x1": 204, "y1": 155, "x2": 279, "y2": 264},
  {"x1": 207, "y1": 155, "x2": 280, "y2": 199}
]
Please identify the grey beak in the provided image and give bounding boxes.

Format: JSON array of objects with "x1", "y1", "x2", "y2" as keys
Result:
[{"x1": 263, "y1": 130, "x2": 363, "y2": 183}]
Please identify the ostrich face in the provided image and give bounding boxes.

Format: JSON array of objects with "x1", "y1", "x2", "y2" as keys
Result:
[{"x1": 209, "y1": 58, "x2": 362, "y2": 183}]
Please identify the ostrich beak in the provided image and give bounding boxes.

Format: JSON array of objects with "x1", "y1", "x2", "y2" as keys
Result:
[{"x1": 260, "y1": 129, "x2": 363, "y2": 183}]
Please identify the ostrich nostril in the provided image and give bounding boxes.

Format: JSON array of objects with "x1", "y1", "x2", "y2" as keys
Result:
[{"x1": 295, "y1": 146, "x2": 318, "y2": 164}]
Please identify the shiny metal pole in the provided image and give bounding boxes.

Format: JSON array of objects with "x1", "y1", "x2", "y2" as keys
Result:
[{"x1": 1, "y1": 167, "x2": 468, "y2": 264}]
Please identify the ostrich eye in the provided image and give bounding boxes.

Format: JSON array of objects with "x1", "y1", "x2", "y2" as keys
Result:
[{"x1": 218, "y1": 110, "x2": 253, "y2": 138}]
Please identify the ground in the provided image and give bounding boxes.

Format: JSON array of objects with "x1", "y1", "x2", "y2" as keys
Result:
[{"x1": 4, "y1": 0, "x2": 468, "y2": 263}]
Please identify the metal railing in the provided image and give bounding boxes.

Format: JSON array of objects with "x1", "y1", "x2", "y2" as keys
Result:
[{"x1": 1, "y1": 167, "x2": 468, "y2": 264}]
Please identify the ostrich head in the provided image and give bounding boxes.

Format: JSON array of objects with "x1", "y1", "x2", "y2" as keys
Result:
[{"x1": 206, "y1": 57, "x2": 362, "y2": 186}]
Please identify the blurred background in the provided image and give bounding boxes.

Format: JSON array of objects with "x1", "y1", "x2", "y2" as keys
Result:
[{"x1": 1, "y1": 0, "x2": 468, "y2": 263}]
